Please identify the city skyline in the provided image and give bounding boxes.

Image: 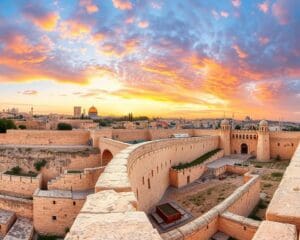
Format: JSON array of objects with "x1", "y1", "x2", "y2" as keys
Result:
[{"x1": 0, "y1": 0, "x2": 300, "y2": 121}]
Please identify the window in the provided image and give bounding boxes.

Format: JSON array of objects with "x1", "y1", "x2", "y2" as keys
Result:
[
  {"x1": 52, "y1": 216, "x2": 57, "y2": 220},
  {"x1": 148, "y1": 178, "x2": 151, "y2": 189},
  {"x1": 136, "y1": 189, "x2": 139, "y2": 200},
  {"x1": 142, "y1": 177, "x2": 145, "y2": 185},
  {"x1": 151, "y1": 170, "x2": 154, "y2": 177},
  {"x1": 278, "y1": 143, "x2": 280, "y2": 147},
  {"x1": 73, "y1": 201, "x2": 76, "y2": 206},
  {"x1": 53, "y1": 201, "x2": 56, "y2": 204},
  {"x1": 292, "y1": 143, "x2": 294, "y2": 147}
]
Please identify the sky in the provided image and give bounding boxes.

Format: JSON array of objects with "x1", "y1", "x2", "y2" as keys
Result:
[{"x1": 0, "y1": 0, "x2": 299, "y2": 121}]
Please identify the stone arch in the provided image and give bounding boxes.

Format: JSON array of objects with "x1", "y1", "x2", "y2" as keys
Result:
[
  {"x1": 102, "y1": 149, "x2": 113, "y2": 166},
  {"x1": 241, "y1": 143, "x2": 248, "y2": 154}
]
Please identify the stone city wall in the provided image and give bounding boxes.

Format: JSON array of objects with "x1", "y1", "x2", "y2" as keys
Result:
[
  {"x1": 0, "y1": 130, "x2": 90, "y2": 145},
  {"x1": 218, "y1": 211, "x2": 260, "y2": 240},
  {"x1": 269, "y1": 131, "x2": 300, "y2": 160},
  {"x1": 231, "y1": 130, "x2": 258, "y2": 155},
  {"x1": 0, "y1": 173, "x2": 42, "y2": 198},
  {"x1": 0, "y1": 194, "x2": 33, "y2": 219},
  {"x1": 33, "y1": 189, "x2": 86, "y2": 236},
  {"x1": 99, "y1": 137, "x2": 131, "y2": 160},
  {"x1": 48, "y1": 166, "x2": 104, "y2": 191},
  {"x1": 0, "y1": 146, "x2": 101, "y2": 186},
  {"x1": 125, "y1": 136, "x2": 219, "y2": 212},
  {"x1": 161, "y1": 174, "x2": 260, "y2": 240},
  {"x1": 112, "y1": 129, "x2": 151, "y2": 142},
  {"x1": 266, "y1": 142, "x2": 300, "y2": 229},
  {"x1": 169, "y1": 150, "x2": 224, "y2": 188},
  {"x1": 213, "y1": 165, "x2": 250, "y2": 177}
]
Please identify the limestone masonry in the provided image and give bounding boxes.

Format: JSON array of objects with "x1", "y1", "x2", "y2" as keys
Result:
[{"x1": 0, "y1": 120, "x2": 298, "y2": 239}]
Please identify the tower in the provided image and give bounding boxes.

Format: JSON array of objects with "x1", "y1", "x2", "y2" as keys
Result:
[
  {"x1": 257, "y1": 120, "x2": 270, "y2": 162},
  {"x1": 220, "y1": 119, "x2": 231, "y2": 156}
]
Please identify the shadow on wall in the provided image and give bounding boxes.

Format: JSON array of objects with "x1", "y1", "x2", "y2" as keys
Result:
[{"x1": 102, "y1": 150, "x2": 113, "y2": 166}]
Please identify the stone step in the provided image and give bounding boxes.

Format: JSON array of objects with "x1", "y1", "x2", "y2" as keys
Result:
[
  {"x1": 3, "y1": 218, "x2": 34, "y2": 240},
  {"x1": 0, "y1": 209, "x2": 16, "y2": 237}
]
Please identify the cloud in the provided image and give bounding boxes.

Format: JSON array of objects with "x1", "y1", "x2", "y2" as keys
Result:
[
  {"x1": 79, "y1": 0, "x2": 99, "y2": 14},
  {"x1": 23, "y1": 4, "x2": 59, "y2": 31},
  {"x1": 258, "y1": 36, "x2": 270, "y2": 45},
  {"x1": 112, "y1": 0, "x2": 133, "y2": 10},
  {"x1": 220, "y1": 11, "x2": 229, "y2": 18},
  {"x1": 19, "y1": 90, "x2": 38, "y2": 95},
  {"x1": 232, "y1": 44, "x2": 248, "y2": 58},
  {"x1": 271, "y1": 0, "x2": 299, "y2": 25},
  {"x1": 258, "y1": 2, "x2": 269, "y2": 13},
  {"x1": 232, "y1": 0, "x2": 241, "y2": 8},
  {"x1": 59, "y1": 20, "x2": 92, "y2": 39},
  {"x1": 138, "y1": 21, "x2": 149, "y2": 28}
]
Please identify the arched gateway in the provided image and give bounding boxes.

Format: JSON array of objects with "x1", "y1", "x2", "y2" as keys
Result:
[
  {"x1": 102, "y1": 149, "x2": 113, "y2": 166},
  {"x1": 241, "y1": 143, "x2": 248, "y2": 154}
]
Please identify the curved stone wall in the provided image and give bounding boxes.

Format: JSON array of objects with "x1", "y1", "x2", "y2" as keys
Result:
[{"x1": 97, "y1": 136, "x2": 219, "y2": 212}]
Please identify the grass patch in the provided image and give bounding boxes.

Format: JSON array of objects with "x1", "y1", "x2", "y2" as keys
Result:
[
  {"x1": 172, "y1": 149, "x2": 221, "y2": 170},
  {"x1": 271, "y1": 172, "x2": 283, "y2": 178},
  {"x1": 5, "y1": 166, "x2": 37, "y2": 177},
  {"x1": 262, "y1": 172, "x2": 284, "y2": 182},
  {"x1": 67, "y1": 170, "x2": 83, "y2": 174}
]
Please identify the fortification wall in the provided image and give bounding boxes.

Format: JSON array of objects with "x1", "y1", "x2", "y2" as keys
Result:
[
  {"x1": 169, "y1": 150, "x2": 224, "y2": 188},
  {"x1": 90, "y1": 129, "x2": 112, "y2": 147},
  {"x1": 112, "y1": 129, "x2": 151, "y2": 142},
  {"x1": 161, "y1": 174, "x2": 260, "y2": 240},
  {"x1": 149, "y1": 129, "x2": 194, "y2": 140},
  {"x1": 127, "y1": 136, "x2": 219, "y2": 212},
  {"x1": 0, "y1": 130, "x2": 90, "y2": 145},
  {"x1": 0, "y1": 194, "x2": 32, "y2": 219},
  {"x1": 33, "y1": 190, "x2": 86, "y2": 236},
  {"x1": 193, "y1": 129, "x2": 221, "y2": 136},
  {"x1": 218, "y1": 211, "x2": 260, "y2": 240},
  {"x1": 48, "y1": 167, "x2": 104, "y2": 191},
  {"x1": 230, "y1": 130, "x2": 258, "y2": 155},
  {"x1": 99, "y1": 138, "x2": 130, "y2": 157},
  {"x1": 269, "y1": 132, "x2": 300, "y2": 160},
  {"x1": 0, "y1": 173, "x2": 42, "y2": 197},
  {"x1": 266, "y1": 142, "x2": 300, "y2": 229},
  {"x1": 0, "y1": 146, "x2": 101, "y2": 185}
]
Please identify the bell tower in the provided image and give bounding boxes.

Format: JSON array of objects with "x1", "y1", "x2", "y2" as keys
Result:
[
  {"x1": 257, "y1": 120, "x2": 270, "y2": 162},
  {"x1": 220, "y1": 119, "x2": 231, "y2": 156}
]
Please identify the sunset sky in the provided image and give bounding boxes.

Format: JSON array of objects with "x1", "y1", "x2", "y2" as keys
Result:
[{"x1": 0, "y1": 0, "x2": 299, "y2": 121}]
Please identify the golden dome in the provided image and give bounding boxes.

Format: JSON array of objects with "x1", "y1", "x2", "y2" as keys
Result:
[
  {"x1": 259, "y1": 120, "x2": 268, "y2": 126},
  {"x1": 88, "y1": 106, "x2": 98, "y2": 115}
]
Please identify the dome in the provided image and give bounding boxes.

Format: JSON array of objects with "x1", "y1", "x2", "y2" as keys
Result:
[
  {"x1": 259, "y1": 120, "x2": 268, "y2": 126},
  {"x1": 221, "y1": 119, "x2": 230, "y2": 125},
  {"x1": 88, "y1": 106, "x2": 98, "y2": 115}
]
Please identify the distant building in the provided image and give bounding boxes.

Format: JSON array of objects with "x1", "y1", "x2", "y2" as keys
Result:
[
  {"x1": 88, "y1": 106, "x2": 98, "y2": 119},
  {"x1": 73, "y1": 106, "x2": 82, "y2": 118}
]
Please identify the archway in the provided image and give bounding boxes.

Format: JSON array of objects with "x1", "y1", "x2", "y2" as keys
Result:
[
  {"x1": 102, "y1": 149, "x2": 113, "y2": 166},
  {"x1": 241, "y1": 143, "x2": 248, "y2": 154}
]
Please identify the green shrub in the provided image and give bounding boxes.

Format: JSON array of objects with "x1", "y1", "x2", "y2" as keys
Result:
[
  {"x1": 19, "y1": 125, "x2": 27, "y2": 129},
  {"x1": 0, "y1": 119, "x2": 17, "y2": 133},
  {"x1": 275, "y1": 155, "x2": 281, "y2": 161},
  {"x1": 11, "y1": 166, "x2": 21, "y2": 175},
  {"x1": 34, "y1": 159, "x2": 47, "y2": 171},
  {"x1": 57, "y1": 122, "x2": 72, "y2": 130},
  {"x1": 271, "y1": 172, "x2": 283, "y2": 178}
]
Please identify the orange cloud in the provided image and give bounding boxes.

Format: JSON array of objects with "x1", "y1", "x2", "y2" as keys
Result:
[
  {"x1": 59, "y1": 20, "x2": 92, "y2": 39},
  {"x1": 252, "y1": 81, "x2": 282, "y2": 101},
  {"x1": 232, "y1": 45, "x2": 248, "y2": 58},
  {"x1": 112, "y1": 0, "x2": 132, "y2": 10},
  {"x1": 26, "y1": 12, "x2": 59, "y2": 31},
  {"x1": 79, "y1": 0, "x2": 99, "y2": 14},
  {"x1": 138, "y1": 21, "x2": 149, "y2": 28}
]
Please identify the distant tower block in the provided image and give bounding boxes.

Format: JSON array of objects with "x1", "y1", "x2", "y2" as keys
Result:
[
  {"x1": 73, "y1": 106, "x2": 82, "y2": 118},
  {"x1": 220, "y1": 119, "x2": 231, "y2": 156},
  {"x1": 257, "y1": 120, "x2": 270, "y2": 162}
]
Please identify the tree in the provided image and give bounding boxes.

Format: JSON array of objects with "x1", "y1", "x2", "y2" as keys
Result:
[
  {"x1": 235, "y1": 125, "x2": 241, "y2": 130},
  {"x1": 0, "y1": 119, "x2": 17, "y2": 133},
  {"x1": 57, "y1": 122, "x2": 72, "y2": 130}
]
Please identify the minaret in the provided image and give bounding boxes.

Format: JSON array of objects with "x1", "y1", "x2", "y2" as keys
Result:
[
  {"x1": 257, "y1": 120, "x2": 270, "y2": 162},
  {"x1": 220, "y1": 119, "x2": 231, "y2": 156}
]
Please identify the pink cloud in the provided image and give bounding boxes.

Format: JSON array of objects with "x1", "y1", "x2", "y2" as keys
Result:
[
  {"x1": 272, "y1": 0, "x2": 290, "y2": 25},
  {"x1": 259, "y1": 36, "x2": 270, "y2": 45},
  {"x1": 79, "y1": 0, "x2": 99, "y2": 14},
  {"x1": 220, "y1": 11, "x2": 229, "y2": 18},
  {"x1": 25, "y1": 12, "x2": 59, "y2": 31},
  {"x1": 232, "y1": 45, "x2": 248, "y2": 59},
  {"x1": 232, "y1": 0, "x2": 241, "y2": 8},
  {"x1": 138, "y1": 21, "x2": 149, "y2": 28},
  {"x1": 258, "y1": 2, "x2": 269, "y2": 13},
  {"x1": 112, "y1": 0, "x2": 132, "y2": 10}
]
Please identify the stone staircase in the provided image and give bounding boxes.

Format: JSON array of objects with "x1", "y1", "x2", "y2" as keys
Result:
[{"x1": 0, "y1": 209, "x2": 33, "y2": 240}]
